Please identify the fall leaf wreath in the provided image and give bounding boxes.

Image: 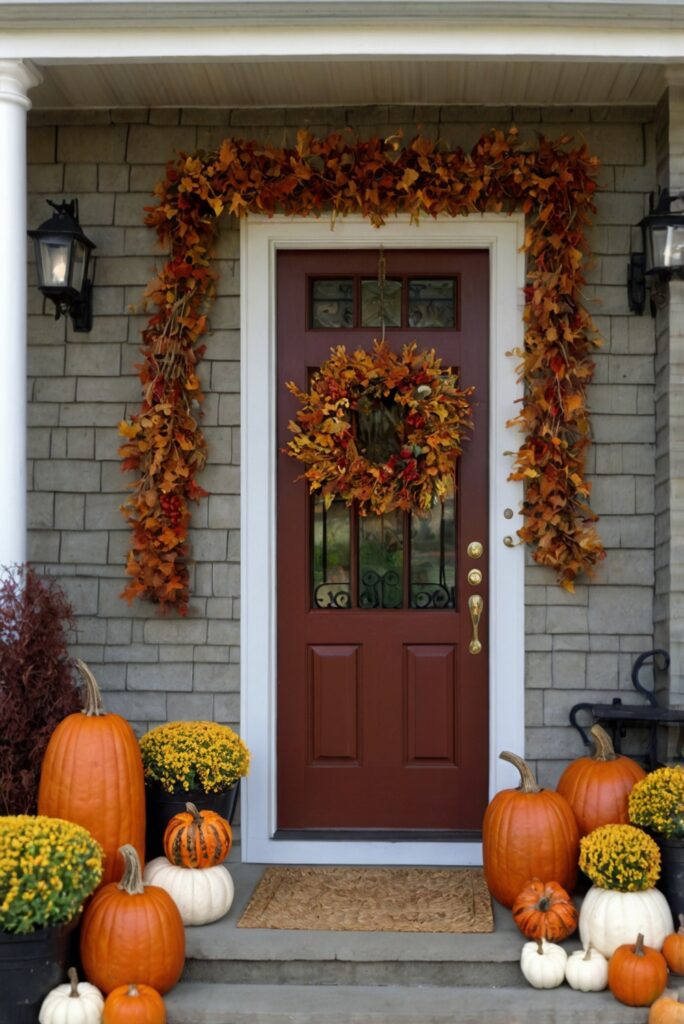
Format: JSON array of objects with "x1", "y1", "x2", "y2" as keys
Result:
[
  {"x1": 120, "y1": 127, "x2": 606, "y2": 614},
  {"x1": 285, "y1": 341, "x2": 474, "y2": 516}
]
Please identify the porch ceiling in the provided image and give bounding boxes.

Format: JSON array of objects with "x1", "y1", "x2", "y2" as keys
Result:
[
  {"x1": 7, "y1": 0, "x2": 683, "y2": 110},
  {"x1": 28, "y1": 58, "x2": 666, "y2": 110}
]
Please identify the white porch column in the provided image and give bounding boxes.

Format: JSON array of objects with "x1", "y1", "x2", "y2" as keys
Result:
[{"x1": 0, "y1": 61, "x2": 42, "y2": 569}]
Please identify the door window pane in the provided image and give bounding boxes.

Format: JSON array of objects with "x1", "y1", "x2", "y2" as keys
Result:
[
  {"x1": 361, "y1": 278, "x2": 402, "y2": 328},
  {"x1": 311, "y1": 279, "x2": 353, "y2": 328},
  {"x1": 359, "y1": 511, "x2": 403, "y2": 609},
  {"x1": 312, "y1": 497, "x2": 351, "y2": 608},
  {"x1": 408, "y1": 278, "x2": 456, "y2": 328},
  {"x1": 410, "y1": 483, "x2": 456, "y2": 609}
]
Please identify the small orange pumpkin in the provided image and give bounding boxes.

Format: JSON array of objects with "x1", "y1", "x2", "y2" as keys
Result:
[
  {"x1": 608, "y1": 932, "x2": 668, "y2": 1007},
  {"x1": 556, "y1": 724, "x2": 646, "y2": 837},
  {"x1": 103, "y1": 983, "x2": 166, "y2": 1024},
  {"x1": 663, "y1": 915, "x2": 684, "y2": 976},
  {"x1": 511, "y1": 879, "x2": 579, "y2": 941},
  {"x1": 649, "y1": 989, "x2": 684, "y2": 1024},
  {"x1": 163, "y1": 802, "x2": 232, "y2": 868}
]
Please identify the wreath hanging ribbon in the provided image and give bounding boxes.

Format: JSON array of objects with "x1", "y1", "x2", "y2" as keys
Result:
[{"x1": 285, "y1": 341, "x2": 474, "y2": 516}]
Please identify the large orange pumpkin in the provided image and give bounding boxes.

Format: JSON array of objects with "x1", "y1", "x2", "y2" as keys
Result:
[
  {"x1": 163, "y1": 802, "x2": 232, "y2": 868},
  {"x1": 38, "y1": 660, "x2": 145, "y2": 885},
  {"x1": 482, "y1": 751, "x2": 579, "y2": 908},
  {"x1": 80, "y1": 844, "x2": 185, "y2": 995},
  {"x1": 662, "y1": 915, "x2": 684, "y2": 975},
  {"x1": 556, "y1": 724, "x2": 646, "y2": 836},
  {"x1": 103, "y1": 983, "x2": 166, "y2": 1024},
  {"x1": 608, "y1": 932, "x2": 668, "y2": 1007},
  {"x1": 511, "y1": 879, "x2": 579, "y2": 941}
]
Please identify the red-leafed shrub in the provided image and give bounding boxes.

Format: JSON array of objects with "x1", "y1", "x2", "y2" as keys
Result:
[{"x1": 0, "y1": 564, "x2": 81, "y2": 813}]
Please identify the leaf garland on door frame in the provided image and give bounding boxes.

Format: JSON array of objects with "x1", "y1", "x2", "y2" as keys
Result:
[
  {"x1": 285, "y1": 340, "x2": 475, "y2": 517},
  {"x1": 119, "y1": 126, "x2": 605, "y2": 614}
]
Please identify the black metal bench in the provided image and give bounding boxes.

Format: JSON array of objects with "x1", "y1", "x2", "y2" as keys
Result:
[{"x1": 569, "y1": 649, "x2": 684, "y2": 770}]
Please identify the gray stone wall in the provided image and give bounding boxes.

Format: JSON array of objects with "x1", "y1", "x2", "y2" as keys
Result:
[{"x1": 26, "y1": 104, "x2": 659, "y2": 784}]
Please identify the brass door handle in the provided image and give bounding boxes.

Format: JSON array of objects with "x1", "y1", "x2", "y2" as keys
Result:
[{"x1": 468, "y1": 594, "x2": 483, "y2": 655}]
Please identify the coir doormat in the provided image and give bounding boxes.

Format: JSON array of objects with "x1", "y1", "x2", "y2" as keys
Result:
[{"x1": 237, "y1": 866, "x2": 494, "y2": 933}]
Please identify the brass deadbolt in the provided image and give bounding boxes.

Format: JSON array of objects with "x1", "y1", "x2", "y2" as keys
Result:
[
  {"x1": 467, "y1": 569, "x2": 483, "y2": 586},
  {"x1": 467, "y1": 541, "x2": 484, "y2": 559}
]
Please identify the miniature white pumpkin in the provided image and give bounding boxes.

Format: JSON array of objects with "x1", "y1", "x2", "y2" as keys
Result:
[
  {"x1": 579, "y1": 885, "x2": 673, "y2": 958},
  {"x1": 520, "y1": 937, "x2": 568, "y2": 989},
  {"x1": 143, "y1": 856, "x2": 234, "y2": 926},
  {"x1": 38, "y1": 967, "x2": 104, "y2": 1024},
  {"x1": 565, "y1": 944, "x2": 609, "y2": 992}
]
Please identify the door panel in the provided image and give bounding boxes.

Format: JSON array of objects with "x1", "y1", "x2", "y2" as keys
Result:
[{"x1": 277, "y1": 249, "x2": 489, "y2": 835}]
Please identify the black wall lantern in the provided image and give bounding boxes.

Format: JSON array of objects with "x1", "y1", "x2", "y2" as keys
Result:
[
  {"x1": 628, "y1": 190, "x2": 684, "y2": 316},
  {"x1": 28, "y1": 199, "x2": 95, "y2": 332}
]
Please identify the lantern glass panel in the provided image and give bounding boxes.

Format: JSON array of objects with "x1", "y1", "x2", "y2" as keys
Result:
[
  {"x1": 70, "y1": 238, "x2": 88, "y2": 292},
  {"x1": 665, "y1": 225, "x2": 684, "y2": 270},
  {"x1": 37, "y1": 238, "x2": 71, "y2": 288}
]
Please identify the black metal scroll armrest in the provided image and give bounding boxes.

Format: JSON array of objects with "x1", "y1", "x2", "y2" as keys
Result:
[
  {"x1": 631, "y1": 649, "x2": 670, "y2": 706},
  {"x1": 569, "y1": 702, "x2": 597, "y2": 748}
]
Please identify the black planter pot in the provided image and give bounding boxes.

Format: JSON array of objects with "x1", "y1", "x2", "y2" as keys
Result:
[
  {"x1": 657, "y1": 836, "x2": 684, "y2": 926},
  {"x1": 145, "y1": 782, "x2": 240, "y2": 860},
  {"x1": 0, "y1": 916, "x2": 80, "y2": 1024}
]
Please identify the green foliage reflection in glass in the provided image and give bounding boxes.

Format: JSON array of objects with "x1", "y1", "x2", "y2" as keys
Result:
[{"x1": 312, "y1": 497, "x2": 351, "y2": 608}]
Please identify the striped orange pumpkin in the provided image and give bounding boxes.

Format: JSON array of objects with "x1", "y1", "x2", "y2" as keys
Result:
[{"x1": 163, "y1": 802, "x2": 232, "y2": 868}]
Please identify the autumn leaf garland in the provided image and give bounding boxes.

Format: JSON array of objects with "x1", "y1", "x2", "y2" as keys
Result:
[{"x1": 119, "y1": 126, "x2": 604, "y2": 613}]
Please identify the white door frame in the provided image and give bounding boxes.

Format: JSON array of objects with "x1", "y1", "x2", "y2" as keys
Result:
[{"x1": 240, "y1": 214, "x2": 526, "y2": 865}]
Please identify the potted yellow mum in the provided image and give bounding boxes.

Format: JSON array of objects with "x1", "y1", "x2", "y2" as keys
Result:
[
  {"x1": 0, "y1": 815, "x2": 103, "y2": 1024},
  {"x1": 139, "y1": 720, "x2": 250, "y2": 858},
  {"x1": 629, "y1": 764, "x2": 684, "y2": 921},
  {"x1": 577, "y1": 823, "x2": 673, "y2": 957}
]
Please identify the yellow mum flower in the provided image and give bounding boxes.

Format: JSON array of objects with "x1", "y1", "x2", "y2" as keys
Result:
[
  {"x1": 0, "y1": 816, "x2": 103, "y2": 934},
  {"x1": 629, "y1": 766, "x2": 684, "y2": 840},
  {"x1": 580, "y1": 824, "x2": 660, "y2": 892},
  {"x1": 140, "y1": 720, "x2": 251, "y2": 793}
]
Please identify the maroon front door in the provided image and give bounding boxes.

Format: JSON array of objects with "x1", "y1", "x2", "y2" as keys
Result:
[{"x1": 276, "y1": 249, "x2": 489, "y2": 836}]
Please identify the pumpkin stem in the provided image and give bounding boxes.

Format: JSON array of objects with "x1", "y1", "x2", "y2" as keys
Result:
[
  {"x1": 536, "y1": 938, "x2": 544, "y2": 955},
  {"x1": 186, "y1": 802, "x2": 203, "y2": 822},
  {"x1": 499, "y1": 751, "x2": 541, "y2": 793},
  {"x1": 67, "y1": 967, "x2": 79, "y2": 997},
  {"x1": 589, "y1": 724, "x2": 617, "y2": 762},
  {"x1": 127, "y1": 984, "x2": 140, "y2": 997},
  {"x1": 583, "y1": 944, "x2": 593, "y2": 961},
  {"x1": 117, "y1": 844, "x2": 145, "y2": 895},
  {"x1": 634, "y1": 932, "x2": 645, "y2": 957},
  {"x1": 679, "y1": 913, "x2": 684, "y2": 934},
  {"x1": 76, "y1": 660, "x2": 106, "y2": 717}
]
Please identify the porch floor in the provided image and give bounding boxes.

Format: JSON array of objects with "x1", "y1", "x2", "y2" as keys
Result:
[{"x1": 164, "y1": 854, "x2": 649, "y2": 1024}]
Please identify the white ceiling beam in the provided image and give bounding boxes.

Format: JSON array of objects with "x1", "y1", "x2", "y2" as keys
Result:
[{"x1": 2, "y1": 23, "x2": 684, "y2": 63}]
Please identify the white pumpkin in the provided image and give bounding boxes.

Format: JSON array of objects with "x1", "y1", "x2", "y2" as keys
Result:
[
  {"x1": 143, "y1": 856, "x2": 234, "y2": 926},
  {"x1": 579, "y1": 885, "x2": 673, "y2": 958},
  {"x1": 565, "y1": 944, "x2": 609, "y2": 992},
  {"x1": 39, "y1": 967, "x2": 104, "y2": 1024},
  {"x1": 520, "y1": 937, "x2": 568, "y2": 989}
]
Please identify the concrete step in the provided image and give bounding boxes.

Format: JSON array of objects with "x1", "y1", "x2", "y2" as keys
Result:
[
  {"x1": 184, "y1": 861, "x2": 546, "y2": 988},
  {"x1": 165, "y1": 982, "x2": 649, "y2": 1024}
]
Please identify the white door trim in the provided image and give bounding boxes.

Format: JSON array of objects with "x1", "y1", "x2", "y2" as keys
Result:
[{"x1": 240, "y1": 214, "x2": 526, "y2": 865}]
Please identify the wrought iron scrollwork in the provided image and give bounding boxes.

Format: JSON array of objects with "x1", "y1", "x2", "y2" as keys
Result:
[
  {"x1": 359, "y1": 569, "x2": 402, "y2": 609},
  {"x1": 411, "y1": 584, "x2": 454, "y2": 609},
  {"x1": 313, "y1": 585, "x2": 351, "y2": 609}
]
